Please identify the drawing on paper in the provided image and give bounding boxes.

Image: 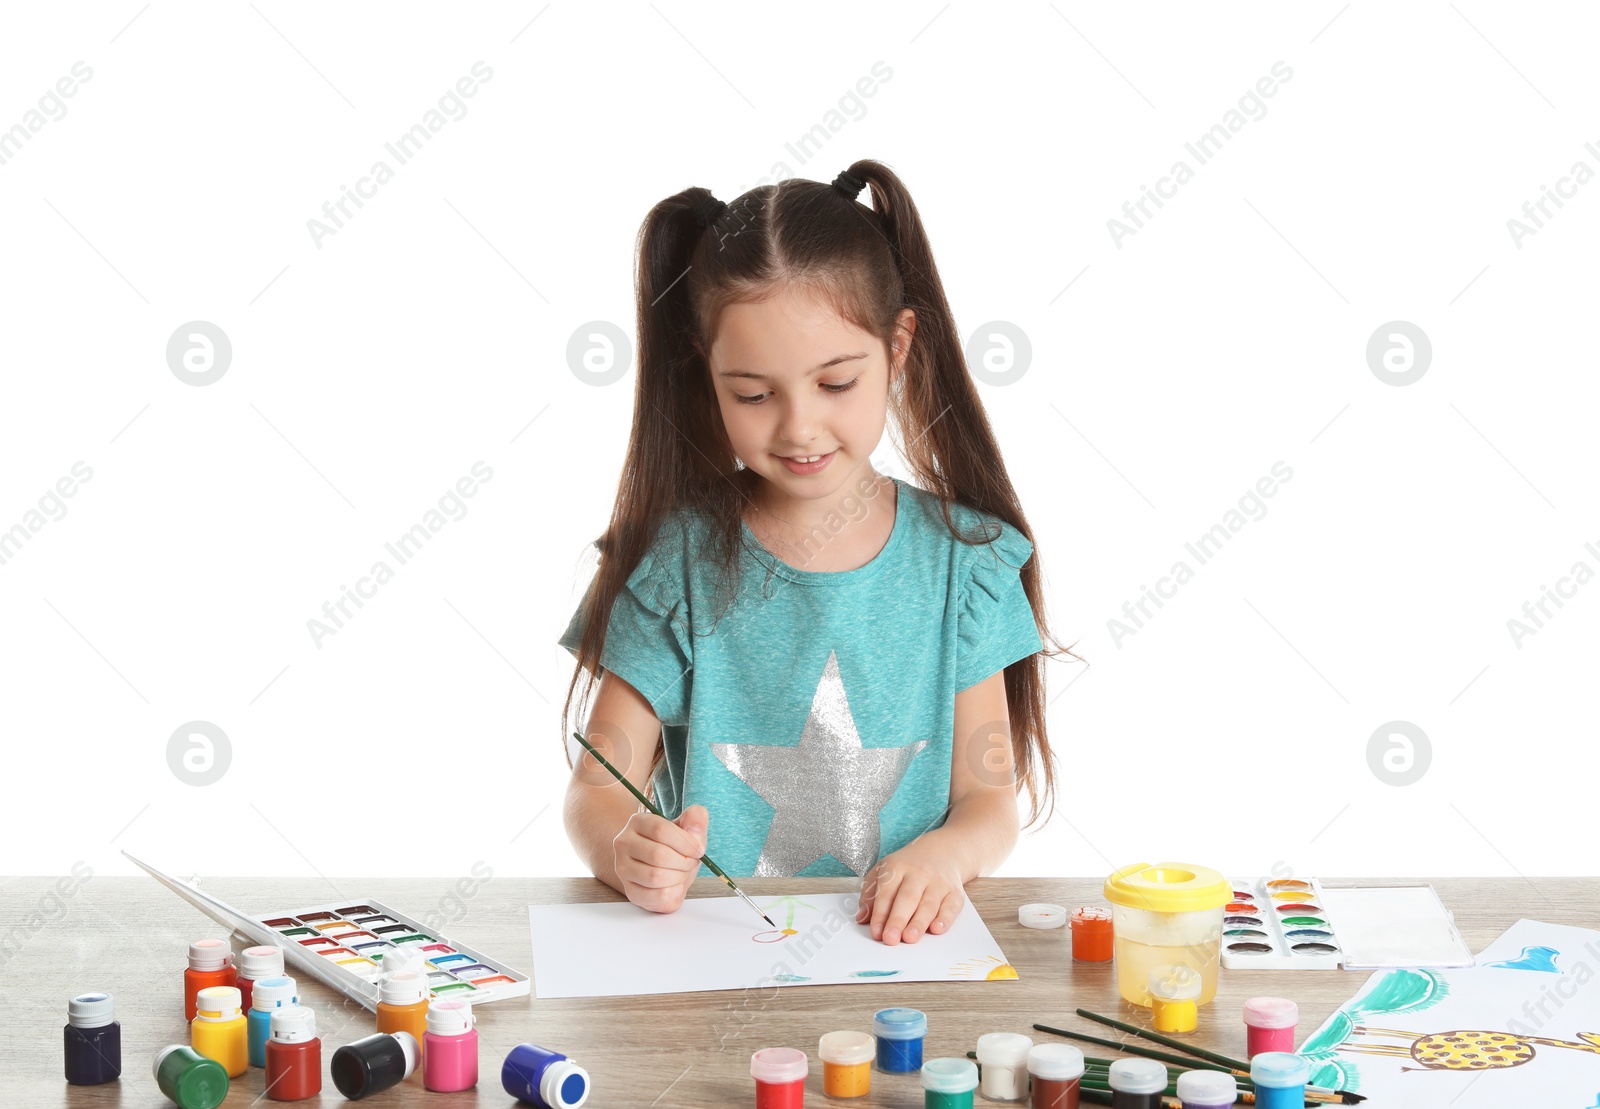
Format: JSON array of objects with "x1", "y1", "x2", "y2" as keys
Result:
[
  {"x1": 1485, "y1": 945, "x2": 1562, "y2": 973},
  {"x1": 1302, "y1": 965, "x2": 1600, "y2": 1098},
  {"x1": 950, "y1": 955, "x2": 1018, "y2": 980},
  {"x1": 528, "y1": 886, "x2": 1016, "y2": 999},
  {"x1": 753, "y1": 895, "x2": 814, "y2": 943}
]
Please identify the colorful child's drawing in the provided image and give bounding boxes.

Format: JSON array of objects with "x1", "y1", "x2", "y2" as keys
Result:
[
  {"x1": 752, "y1": 895, "x2": 813, "y2": 942},
  {"x1": 1302, "y1": 959, "x2": 1600, "y2": 1104}
]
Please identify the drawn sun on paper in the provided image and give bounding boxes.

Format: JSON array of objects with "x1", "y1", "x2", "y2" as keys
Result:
[{"x1": 950, "y1": 955, "x2": 1018, "y2": 980}]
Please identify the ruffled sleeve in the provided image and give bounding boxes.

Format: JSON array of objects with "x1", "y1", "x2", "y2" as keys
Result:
[
  {"x1": 955, "y1": 517, "x2": 1043, "y2": 691},
  {"x1": 558, "y1": 515, "x2": 694, "y2": 725}
]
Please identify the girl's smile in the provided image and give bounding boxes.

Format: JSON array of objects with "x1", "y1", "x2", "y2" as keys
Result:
[{"x1": 776, "y1": 450, "x2": 836, "y2": 475}]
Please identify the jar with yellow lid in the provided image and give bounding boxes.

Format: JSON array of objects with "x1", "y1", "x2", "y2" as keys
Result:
[{"x1": 1103, "y1": 862, "x2": 1230, "y2": 1007}]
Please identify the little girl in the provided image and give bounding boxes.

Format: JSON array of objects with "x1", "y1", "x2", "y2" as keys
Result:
[{"x1": 560, "y1": 159, "x2": 1073, "y2": 946}]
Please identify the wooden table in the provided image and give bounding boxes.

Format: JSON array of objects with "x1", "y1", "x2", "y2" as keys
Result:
[{"x1": 5, "y1": 875, "x2": 1592, "y2": 1107}]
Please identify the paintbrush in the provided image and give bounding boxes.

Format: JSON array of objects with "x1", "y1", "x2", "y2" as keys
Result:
[
  {"x1": 571, "y1": 731, "x2": 775, "y2": 928},
  {"x1": 1071, "y1": 1009, "x2": 1366, "y2": 1104},
  {"x1": 1034, "y1": 1023, "x2": 1235, "y2": 1075}
]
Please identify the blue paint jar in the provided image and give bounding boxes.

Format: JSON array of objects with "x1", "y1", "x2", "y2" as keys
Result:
[
  {"x1": 502, "y1": 1042, "x2": 591, "y2": 1108},
  {"x1": 64, "y1": 992, "x2": 121, "y2": 1085},
  {"x1": 1249, "y1": 1052, "x2": 1310, "y2": 1109},
  {"x1": 246, "y1": 976, "x2": 297, "y2": 1068},
  {"x1": 873, "y1": 1007, "x2": 927, "y2": 1073}
]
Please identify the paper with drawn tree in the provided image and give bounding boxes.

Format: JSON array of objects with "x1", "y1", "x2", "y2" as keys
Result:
[{"x1": 527, "y1": 892, "x2": 1016, "y2": 998}]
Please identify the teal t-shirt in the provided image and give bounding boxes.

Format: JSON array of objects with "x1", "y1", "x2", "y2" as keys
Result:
[{"x1": 558, "y1": 476, "x2": 1043, "y2": 878}]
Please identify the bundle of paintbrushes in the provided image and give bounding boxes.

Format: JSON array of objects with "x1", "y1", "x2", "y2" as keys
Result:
[{"x1": 1025, "y1": 1008, "x2": 1366, "y2": 1105}]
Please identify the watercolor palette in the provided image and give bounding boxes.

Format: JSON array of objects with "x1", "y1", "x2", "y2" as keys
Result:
[
  {"x1": 259, "y1": 899, "x2": 530, "y2": 1006},
  {"x1": 1220, "y1": 877, "x2": 1344, "y2": 969}
]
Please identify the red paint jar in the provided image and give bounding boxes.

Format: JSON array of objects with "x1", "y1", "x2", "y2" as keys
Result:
[
  {"x1": 1070, "y1": 907, "x2": 1114, "y2": 962},
  {"x1": 264, "y1": 1005, "x2": 320, "y2": 1101},
  {"x1": 236, "y1": 945, "x2": 284, "y2": 1013},
  {"x1": 1243, "y1": 997, "x2": 1298, "y2": 1057},
  {"x1": 751, "y1": 1047, "x2": 807, "y2": 1109}
]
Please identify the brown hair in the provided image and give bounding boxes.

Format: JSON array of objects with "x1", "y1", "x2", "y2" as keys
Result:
[{"x1": 560, "y1": 158, "x2": 1080, "y2": 827}]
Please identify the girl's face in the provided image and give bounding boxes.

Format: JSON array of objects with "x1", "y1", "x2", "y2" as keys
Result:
[{"x1": 706, "y1": 283, "x2": 914, "y2": 518}]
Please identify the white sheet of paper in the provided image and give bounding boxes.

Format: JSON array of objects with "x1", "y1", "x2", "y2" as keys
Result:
[{"x1": 527, "y1": 891, "x2": 1017, "y2": 998}]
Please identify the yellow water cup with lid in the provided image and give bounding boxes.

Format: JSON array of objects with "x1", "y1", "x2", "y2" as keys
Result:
[{"x1": 1104, "y1": 861, "x2": 1231, "y2": 1008}]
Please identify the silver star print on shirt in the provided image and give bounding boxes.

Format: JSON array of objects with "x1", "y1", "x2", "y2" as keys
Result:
[{"x1": 710, "y1": 648, "x2": 928, "y2": 877}]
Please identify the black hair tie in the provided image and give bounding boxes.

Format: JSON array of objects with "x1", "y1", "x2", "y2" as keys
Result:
[
  {"x1": 692, "y1": 194, "x2": 727, "y2": 228},
  {"x1": 832, "y1": 169, "x2": 866, "y2": 201}
]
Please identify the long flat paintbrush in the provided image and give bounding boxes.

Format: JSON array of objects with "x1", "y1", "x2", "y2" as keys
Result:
[
  {"x1": 1071, "y1": 1009, "x2": 1366, "y2": 1105},
  {"x1": 1034, "y1": 1023, "x2": 1233, "y2": 1074},
  {"x1": 571, "y1": 731, "x2": 775, "y2": 928}
]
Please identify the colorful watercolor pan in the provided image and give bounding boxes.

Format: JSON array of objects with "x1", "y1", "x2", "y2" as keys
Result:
[
  {"x1": 1220, "y1": 876, "x2": 1343, "y2": 969},
  {"x1": 256, "y1": 898, "x2": 530, "y2": 1008}
]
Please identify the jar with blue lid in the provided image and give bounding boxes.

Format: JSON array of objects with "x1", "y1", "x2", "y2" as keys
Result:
[
  {"x1": 872, "y1": 1007, "x2": 927, "y2": 1073},
  {"x1": 1249, "y1": 1052, "x2": 1310, "y2": 1109}
]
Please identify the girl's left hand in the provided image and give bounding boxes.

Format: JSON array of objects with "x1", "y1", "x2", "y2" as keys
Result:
[{"x1": 856, "y1": 843, "x2": 966, "y2": 945}]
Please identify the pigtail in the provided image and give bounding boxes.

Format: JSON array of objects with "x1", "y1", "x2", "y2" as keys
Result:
[
  {"x1": 560, "y1": 187, "x2": 730, "y2": 787},
  {"x1": 842, "y1": 159, "x2": 1077, "y2": 830}
]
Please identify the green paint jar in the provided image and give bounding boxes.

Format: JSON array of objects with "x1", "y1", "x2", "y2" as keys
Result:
[
  {"x1": 153, "y1": 1044, "x2": 229, "y2": 1109},
  {"x1": 921, "y1": 1057, "x2": 978, "y2": 1109}
]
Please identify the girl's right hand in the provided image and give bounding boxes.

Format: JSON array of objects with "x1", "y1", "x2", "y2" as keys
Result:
[{"x1": 612, "y1": 804, "x2": 709, "y2": 913}]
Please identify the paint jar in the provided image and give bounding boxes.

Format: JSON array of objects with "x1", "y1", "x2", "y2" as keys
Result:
[
  {"x1": 751, "y1": 1046, "x2": 808, "y2": 1109},
  {"x1": 1174, "y1": 1069, "x2": 1236, "y2": 1108},
  {"x1": 975, "y1": 1032, "x2": 1033, "y2": 1101},
  {"x1": 1026, "y1": 1043, "x2": 1083, "y2": 1109},
  {"x1": 1248, "y1": 1051, "x2": 1309, "y2": 1109},
  {"x1": 1069, "y1": 906, "x2": 1114, "y2": 961},
  {"x1": 502, "y1": 1042, "x2": 591, "y2": 1108},
  {"x1": 424, "y1": 997, "x2": 478, "y2": 1091},
  {"x1": 818, "y1": 1030, "x2": 873, "y2": 1097},
  {"x1": 376, "y1": 968, "x2": 431, "y2": 1061},
  {"x1": 1242, "y1": 997, "x2": 1298, "y2": 1057},
  {"x1": 1147, "y1": 964, "x2": 1201, "y2": 1033},
  {"x1": 330, "y1": 1030, "x2": 420, "y2": 1100},
  {"x1": 1107, "y1": 1057, "x2": 1166, "y2": 1108},
  {"x1": 264, "y1": 1004, "x2": 320, "y2": 1101},
  {"x1": 64, "y1": 991, "x2": 121, "y2": 1085},
  {"x1": 1018, "y1": 903, "x2": 1067, "y2": 929},
  {"x1": 153, "y1": 1044, "x2": 230, "y2": 1109},
  {"x1": 920, "y1": 1057, "x2": 979, "y2": 1109},
  {"x1": 236, "y1": 945, "x2": 284, "y2": 1012},
  {"x1": 190, "y1": 985, "x2": 247, "y2": 1078},
  {"x1": 247, "y1": 975, "x2": 298, "y2": 1068},
  {"x1": 873, "y1": 1007, "x2": 927, "y2": 1073},
  {"x1": 184, "y1": 937, "x2": 236, "y2": 1021},
  {"x1": 1104, "y1": 862, "x2": 1230, "y2": 1007}
]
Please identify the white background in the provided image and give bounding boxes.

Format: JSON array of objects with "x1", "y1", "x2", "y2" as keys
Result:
[{"x1": 1, "y1": 3, "x2": 1594, "y2": 885}]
